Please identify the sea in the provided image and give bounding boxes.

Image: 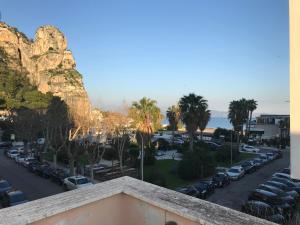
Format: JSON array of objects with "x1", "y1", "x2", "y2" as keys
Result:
[{"x1": 162, "y1": 117, "x2": 232, "y2": 129}]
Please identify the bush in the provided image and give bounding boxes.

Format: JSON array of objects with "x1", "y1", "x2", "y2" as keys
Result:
[
  {"x1": 178, "y1": 146, "x2": 216, "y2": 180},
  {"x1": 216, "y1": 145, "x2": 239, "y2": 163},
  {"x1": 145, "y1": 170, "x2": 166, "y2": 187}
]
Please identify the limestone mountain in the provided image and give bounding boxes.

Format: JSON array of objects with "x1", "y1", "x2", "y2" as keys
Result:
[{"x1": 0, "y1": 22, "x2": 90, "y2": 116}]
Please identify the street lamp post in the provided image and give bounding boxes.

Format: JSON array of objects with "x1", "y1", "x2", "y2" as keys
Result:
[{"x1": 230, "y1": 129, "x2": 233, "y2": 166}]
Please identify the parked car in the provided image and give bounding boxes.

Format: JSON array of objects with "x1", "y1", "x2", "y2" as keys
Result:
[
  {"x1": 42, "y1": 166, "x2": 55, "y2": 179},
  {"x1": 259, "y1": 154, "x2": 269, "y2": 164},
  {"x1": 248, "y1": 189, "x2": 293, "y2": 219},
  {"x1": 252, "y1": 158, "x2": 263, "y2": 168},
  {"x1": 6, "y1": 150, "x2": 19, "y2": 159},
  {"x1": 35, "y1": 163, "x2": 50, "y2": 177},
  {"x1": 27, "y1": 161, "x2": 42, "y2": 173},
  {"x1": 63, "y1": 176, "x2": 93, "y2": 190},
  {"x1": 266, "y1": 181, "x2": 300, "y2": 198},
  {"x1": 205, "y1": 141, "x2": 221, "y2": 150},
  {"x1": 215, "y1": 167, "x2": 229, "y2": 173},
  {"x1": 212, "y1": 172, "x2": 230, "y2": 187},
  {"x1": 15, "y1": 154, "x2": 26, "y2": 164},
  {"x1": 281, "y1": 168, "x2": 290, "y2": 175},
  {"x1": 226, "y1": 166, "x2": 245, "y2": 180},
  {"x1": 271, "y1": 177, "x2": 300, "y2": 196},
  {"x1": 22, "y1": 157, "x2": 37, "y2": 167},
  {"x1": 0, "y1": 180, "x2": 11, "y2": 197},
  {"x1": 240, "y1": 161, "x2": 256, "y2": 174},
  {"x1": 1, "y1": 190, "x2": 28, "y2": 207},
  {"x1": 257, "y1": 184, "x2": 296, "y2": 207},
  {"x1": 273, "y1": 173, "x2": 300, "y2": 185},
  {"x1": 50, "y1": 169, "x2": 70, "y2": 185},
  {"x1": 175, "y1": 186, "x2": 199, "y2": 198},
  {"x1": 192, "y1": 183, "x2": 210, "y2": 199},
  {"x1": 241, "y1": 201, "x2": 285, "y2": 224},
  {"x1": 266, "y1": 153, "x2": 276, "y2": 161},
  {"x1": 202, "y1": 180, "x2": 216, "y2": 192},
  {"x1": 242, "y1": 145, "x2": 260, "y2": 153}
]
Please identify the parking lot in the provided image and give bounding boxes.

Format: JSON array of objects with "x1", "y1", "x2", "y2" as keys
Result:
[
  {"x1": 207, "y1": 149, "x2": 290, "y2": 211},
  {"x1": 0, "y1": 149, "x2": 63, "y2": 201}
]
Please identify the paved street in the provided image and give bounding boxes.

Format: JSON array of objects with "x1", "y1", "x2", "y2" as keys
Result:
[
  {"x1": 0, "y1": 149, "x2": 63, "y2": 201},
  {"x1": 207, "y1": 150, "x2": 290, "y2": 211}
]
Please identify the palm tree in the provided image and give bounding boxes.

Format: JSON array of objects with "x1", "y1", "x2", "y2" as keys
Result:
[
  {"x1": 179, "y1": 93, "x2": 208, "y2": 152},
  {"x1": 166, "y1": 104, "x2": 181, "y2": 138},
  {"x1": 246, "y1": 99, "x2": 257, "y2": 138},
  {"x1": 129, "y1": 97, "x2": 163, "y2": 148},
  {"x1": 199, "y1": 109, "x2": 211, "y2": 140},
  {"x1": 228, "y1": 99, "x2": 248, "y2": 151}
]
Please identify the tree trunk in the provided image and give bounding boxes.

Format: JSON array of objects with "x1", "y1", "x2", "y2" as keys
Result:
[
  {"x1": 90, "y1": 163, "x2": 94, "y2": 181},
  {"x1": 248, "y1": 111, "x2": 253, "y2": 138},
  {"x1": 119, "y1": 153, "x2": 123, "y2": 174},
  {"x1": 189, "y1": 133, "x2": 194, "y2": 152},
  {"x1": 53, "y1": 153, "x2": 57, "y2": 170},
  {"x1": 69, "y1": 158, "x2": 75, "y2": 176},
  {"x1": 236, "y1": 132, "x2": 240, "y2": 155}
]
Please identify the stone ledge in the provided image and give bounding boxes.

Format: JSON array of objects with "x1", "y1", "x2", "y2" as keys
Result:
[{"x1": 0, "y1": 176, "x2": 276, "y2": 225}]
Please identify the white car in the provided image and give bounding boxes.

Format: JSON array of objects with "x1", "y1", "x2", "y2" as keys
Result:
[
  {"x1": 242, "y1": 145, "x2": 260, "y2": 153},
  {"x1": 21, "y1": 157, "x2": 36, "y2": 167},
  {"x1": 15, "y1": 155, "x2": 26, "y2": 164},
  {"x1": 226, "y1": 166, "x2": 245, "y2": 180},
  {"x1": 7, "y1": 150, "x2": 19, "y2": 159},
  {"x1": 63, "y1": 176, "x2": 93, "y2": 190}
]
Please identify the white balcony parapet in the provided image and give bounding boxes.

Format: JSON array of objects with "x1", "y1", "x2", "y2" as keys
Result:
[{"x1": 0, "y1": 176, "x2": 276, "y2": 225}]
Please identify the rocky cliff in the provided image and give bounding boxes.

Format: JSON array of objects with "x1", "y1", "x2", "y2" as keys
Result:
[{"x1": 0, "y1": 22, "x2": 90, "y2": 116}]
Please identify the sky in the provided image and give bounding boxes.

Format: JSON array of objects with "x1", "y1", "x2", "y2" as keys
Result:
[{"x1": 1, "y1": 0, "x2": 290, "y2": 116}]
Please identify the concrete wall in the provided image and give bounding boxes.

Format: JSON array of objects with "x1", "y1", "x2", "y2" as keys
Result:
[
  {"x1": 29, "y1": 193, "x2": 201, "y2": 225},
  {"x1": 290, "y1": 0, "x2": 300, "y2": 179}
]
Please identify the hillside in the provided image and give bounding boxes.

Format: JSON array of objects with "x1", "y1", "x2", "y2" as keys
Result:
[{"x1": 0, "y1": 22, "x2": 90, "y2": 115}]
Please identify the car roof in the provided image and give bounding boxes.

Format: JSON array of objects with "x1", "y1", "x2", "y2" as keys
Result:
[
  {"x1": 266, "y1": 181, "x2": 286, "y2": 187},
  {"x1": 254, "y1": 189, "x2": 277, "y2": 197},
  {"x1": 0, "y1": 180, "x2": 8, "y2": 184},
  {"x1": 8, "y1": 190, "x2": 23, "y2": 196},
  {"x1": 247, "y1": 200, "x2": 271, "y2": 207},
  {"x1": 274, "y1": 173, "x2": 290, "y2": 178},
  {"x1": 231, "y1": 166, "x2": 242, "y2": 169},
  {"x1": 69, "y1": 175, "x2": 86, "y2": 179}
]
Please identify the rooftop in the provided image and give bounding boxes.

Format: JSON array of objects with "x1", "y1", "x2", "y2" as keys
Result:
[{"x1": 0, "y1": 176, "x2": 276, "y2": 225}]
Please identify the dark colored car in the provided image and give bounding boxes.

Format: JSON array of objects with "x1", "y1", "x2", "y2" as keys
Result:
[
  {"x1": 50, "y1": 169, "x2": 69, "y2": 185},
  {"x1": 240, "y1": 161, "x2": 256, "y2": 174},
  {"x1": 35, "y1": 163, "x2": 50, "y2": 177},
  {"x1": 1, "y1": 190, "x2": 28, "y2": 207},
  {"x1": 199, "y1": 180, "x2": 216, "y2": 193},
  {"x1": 241, "y1": 201, "x2": 285, "y2": 224},
  {"x1": 28, "y1": 161, "x2": 42, "y2": 173},
  {"x1": 281, "y1": 168, "x2": 290, "y2": 175},
  {"x1": 193, "y1": 182, "x2": 211, "y2": 199},
  {"x1": 252, "y1": 158, "x2": 263, "y2": 168},
  {"x1": 271, "y1": 177, "x2": 300, "y2": 195},
  {"x1": 175, "y1": 186, "x2": 199, "y2": 198},
  {"x1": 212, "y1": 172, "x2": 230, "y2": 187},
  {"x1": 0, "y1": 180, "x2": 11, "y2": 197},
  {"x1": 42, "y1": 166, "x2": 55, "y2": 178},
  {"x1": 248, "y1": 189, "x2": 293, "y2": 219},
  {"x1": 266, "y1": 180, "x2": 299, "y2": 195},
  {"x1": 257, "y1": 184, "x2": 296, "y2": 207}
]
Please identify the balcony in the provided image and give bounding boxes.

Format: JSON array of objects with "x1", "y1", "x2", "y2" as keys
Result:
[{"x1": 0, "y1": 176, "x2": 275, "y2": 225}]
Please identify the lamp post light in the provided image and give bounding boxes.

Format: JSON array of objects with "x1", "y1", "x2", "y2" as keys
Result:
[{"x1": 138, "y1": 132, "x2": 144, "y2": 181}]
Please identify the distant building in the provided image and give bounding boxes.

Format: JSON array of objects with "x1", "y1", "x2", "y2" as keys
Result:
[{"x1": 250, "y1": 114, "x2": 290, "y2": 140}]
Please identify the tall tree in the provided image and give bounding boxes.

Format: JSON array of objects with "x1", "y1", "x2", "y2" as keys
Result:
[
  {"x1": 246, "y1": 99, "x2": 257, "y2": 138},
  {"x1": 166, "y1": 104, "x2": 181, "y2": 138},
  {"x1": 179, "y1": 93, "x2": 208, "y2": 152},
  {"x1": 228, "y1": 99, "x2": 248, "y2": 151},
  {"x1": 129, "y1": 97, "x2": 163, "y2": 148},
  {"x1": 199, "y1": 109, "x2": 211, "y2": 140}
]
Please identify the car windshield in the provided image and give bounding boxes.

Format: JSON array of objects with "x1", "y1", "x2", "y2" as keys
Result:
[
  {"x1": 0, "y1": 181, "x2": 9, "y2": 188},
  {"x1": 77, "y1": 178, "x2": 89, "y2": 185},
  {"x1": 10, "y1": 193, "x2": 26, "y2": 203},
  {"x1": 228, "y1": 169, "x2": 239, "y2": 173}
]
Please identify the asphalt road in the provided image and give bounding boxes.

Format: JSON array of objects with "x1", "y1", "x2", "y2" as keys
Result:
[
  {"x1": 0, "y1": 149, "x2": 63, "y2": 201},
  {"x1": 207, "y1": 149, "x2": 290, "y2": 211}
]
